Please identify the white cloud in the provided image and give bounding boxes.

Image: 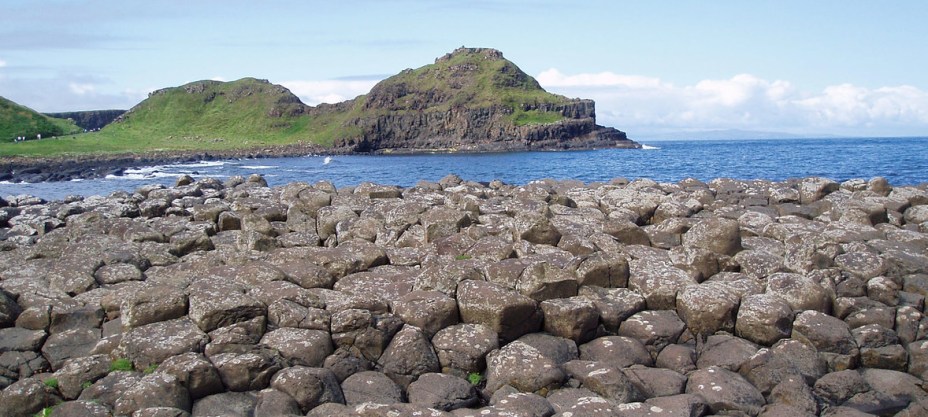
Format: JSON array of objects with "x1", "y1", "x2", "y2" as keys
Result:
[
  {"x1": 536, "y1": 68, "x2": 928, "y2": 137},
  {"x1": 210, "y1": 76, "x2": 227, "y2": 82},
  {"x1": 281, "y1": 79, "x2": 381, "y2": 106},
  {"x1": 0, "y1": 59, "x2": 6, "y2": 68},
  {"x1": 68, "y1": 82, "x2": 96, "y2": 95}
]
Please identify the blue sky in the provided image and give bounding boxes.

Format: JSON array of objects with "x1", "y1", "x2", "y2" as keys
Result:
[{"x1": 2, "y1": 0, "x2": 927, "y2": 138}]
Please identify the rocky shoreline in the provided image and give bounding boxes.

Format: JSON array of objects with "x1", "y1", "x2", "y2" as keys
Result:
[
  {"x1": 0, "y1": 138, "x2": 639, "y2": 184},
  {"x1": 1, "y1": 174, "x2": 927, "y2": 416}
]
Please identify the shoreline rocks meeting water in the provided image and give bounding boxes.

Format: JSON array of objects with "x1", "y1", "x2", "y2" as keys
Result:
[{"x1": 1, "y1": 173, "x2": 927, "y2": 417}]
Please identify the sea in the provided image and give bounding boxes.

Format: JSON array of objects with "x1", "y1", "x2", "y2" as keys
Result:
[{"x1": 2, "y1": 137, "x2": 926, "y2": 202}]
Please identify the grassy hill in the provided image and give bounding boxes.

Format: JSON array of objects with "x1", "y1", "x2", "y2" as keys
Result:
[
  {"x1": 0, "y1": 48, "x2": 633, "y2": 158},
  {"x1": 0, "y1": 96, "x2": 82, "y2": 143}
]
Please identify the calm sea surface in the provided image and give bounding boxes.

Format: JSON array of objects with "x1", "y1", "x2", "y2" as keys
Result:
[{"x1": 3, "y1": 137, "x2": 926, "y2": 201}]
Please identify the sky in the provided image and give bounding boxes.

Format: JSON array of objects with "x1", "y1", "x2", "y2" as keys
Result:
[{"x1": 2, "y1": 0, "x2": 927, "y2": 139}]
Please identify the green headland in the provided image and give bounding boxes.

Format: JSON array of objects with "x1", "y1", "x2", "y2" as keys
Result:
[{"x1": 0, "y1": 47, "x2": 637, "y2": 159}]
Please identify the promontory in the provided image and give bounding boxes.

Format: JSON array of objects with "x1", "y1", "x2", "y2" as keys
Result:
[{"x1": 0, "y1": 47, "x2": 639, "y2": 182}]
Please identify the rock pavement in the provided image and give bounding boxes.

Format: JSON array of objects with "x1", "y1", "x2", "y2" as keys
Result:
[{"x1": 1, "y1": 174, "x2": 927, "y2": 416}]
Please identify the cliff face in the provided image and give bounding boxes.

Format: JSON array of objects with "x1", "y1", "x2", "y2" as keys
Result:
[
  {"x1": 44, "y1": 110, "x2": 126, "y2": 131},
  {"x1": 328, "y1": 48, "x2": 638, "y2": 152}
]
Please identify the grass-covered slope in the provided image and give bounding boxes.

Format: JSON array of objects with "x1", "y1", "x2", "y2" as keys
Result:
[
  {"x1": 0, "y1": 96, "x2": 82, "y2": 143},
  {"x1": 0, "y1": 47, "x2": 635, "y2": 158}
]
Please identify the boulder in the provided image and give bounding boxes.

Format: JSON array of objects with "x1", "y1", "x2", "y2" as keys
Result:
[
  {"x1": 765, "y1": 272, "x2": 832, "y2": 313},
  {"x1": 675, "y1": 281, "x2": 741, "y2": 337},
  {"x1": 210, "y1": 348, "x2": 286, "y2": 392},
  {"x1": 341, "y1": 370, "x2": 405, "y2": 406},
  {"x1": 407, "y1": 372, "x2": 478, "y2": 411},
  {"x1": 485, "y1": 341, "x2": 566, "y2": 394},
  {"x1": 392, "y1": 290, "x2": 460, "y2": 338},
  {"x1": 113, "y1": 373, "x2": 191, "y2": 416},
  {"x1": 158, "y1": 353, "x2": 223, "y2": 400},
  {"x1": 563, "y1": 360, "x2": 643, "y2": 403},
  {"x1": 791, "y1": 310, "x2": 859, "y2": 371},
  {"x1": 114, "y1": 318, "x2": 208, "y2": 370},
  {"x1": 682, "y1": 217, "x2": 742, "y2": 256},
  {"x1": 377, "y1": 325, "x2": 440, "y2": 388},
  {"x1": 432, "y1": 323, "x2": 499, "y2": 375},
  {"x1": 539, "y1": 296, "x2": 598, "y2": 344},
  {"x1": 617, "y1": 310, "x2": 686, "y2": 355},
  {"x1": 578, "y1": 336, "x2": 652, "y2": 368},
  {"x1": 259, "y1": 327, "x2": 332, "y2": 367},
  {"x1": 120, "y1": 285, "x2": 188, "y2": 329},
  {"x1": 736, "y1": 293, "x2": 794, "y2": 346},
  {"x1": 456, "y1": 280, "x2": 541, "y2": 343},
  {"x1": 270, "y1": 366, "x2": 345, "y2": 413},
  {"x1": 686, "y1": 366, "x2": 765, "y2": 416}
]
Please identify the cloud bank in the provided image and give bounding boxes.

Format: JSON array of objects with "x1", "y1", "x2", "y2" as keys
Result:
[
  {"x1": 281, "y1": 79, "x2": 381, "y2": 106},
  {"x1": 537, "y1": 69, "x2": 928, "y2": 137}
]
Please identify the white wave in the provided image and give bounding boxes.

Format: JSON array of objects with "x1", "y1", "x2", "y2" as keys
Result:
[
  {"x1": 106, "y1": 172, "x2": 186, "y2": 180},
  {"x1": 165, "y1": 160, "x2": 226, "y2": 169},
  {"x1": 240, "y1": 165, "x2": 278, "y2": 170},
  {"x1": 323, "y1": 156, "x2": 333, "y2": 165},
  {"x1": 0, "y1": 181, "x2": 13, "y2": 185},
  {"x1": 123, "y1": 166, "x2": 165, "y2": 175},
  {"x1": 641, "y1": 144, "x2": 661, "y2": 150}
]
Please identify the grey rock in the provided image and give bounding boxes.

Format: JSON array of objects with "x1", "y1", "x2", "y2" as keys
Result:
[
  {"x1": 682, "y1": 217, "x2": 742, "y2": 256},
  {"x1": 432, "y1": 323, "x2": 499, "y2": 375},
  {"x1": 113, "y1": 373, "x2": 191, "y2": 416},
  {"x1": 563, "y1": 360, "x2": 643, "y2": 404},
  {"x1": 121, "y1": 285, "x2": 188, "y2": 329},
  {"x1": 51, "y1": 354, "x2": 110, "y2": 400},
  {"x1": 736, "y1": 293, "x2": 794, "y2": 346},
  {"x1": 377, "y1": 325, "x2": 440, "y2": 388},
  {"x1": 485, "y1": 341, "x2": 565, "y2": 394},
  {"x1": 686, "y1": 366, "x2": 765, "y2": 416},
  {"x1": 42, "y1": 328, "x2": 100, "y2": 370},
  {"x1": 696, "y1": 334, "x2": 761, "y2": 371},
  {"x1": 254, "y1": 387, "x2": 302, "y2": 417},
  {"x1": 190, "y1": 391, "x2": 256, "y2": 417},
  {"x1": 456, "y1": 280, "x2": 541, "y2": 343},
  {"x1": 407, "y1": 372, "x2": 478, "y2": 411},
  {"x1": 114, "y1": 318, "x2": 208, "y2": 370},
  {"x1": 791, "y1": 310, "x2": 859, "y2": 371},
  {"x1": 341, "y1": 370, "x2": 405, "y2": 406},
  {"x1": 577, "y1": 286, "x2": 646, "y2": 333},
  {"x1": 539, "y1": 296, "x2": 598, "y2": 344},
  {"x1": 210, "y1": 348, "x2": 285, "y2": 392},
  {"x1": 0, "y1": 377, "x2": 62, "y2": 417},
  {"x1": 270, "y1": 366, "x2": 344, "y2": 413},
  {"x1": 765, "y1": 272, "x2": 832, "y2": 313},
  {"x1": 628, "y1": 258, "x2": 697, "y2": 310},
  {"x1": 158, "y1": 353, "x2": 223, "y2": 400},
  {"x1": 393, "y1": 290, "x2": 460, "y2": 338},
  {"x1": 617, "y1": 310, "x2": 686, "y2": 356},
  {"x1": 259, "y1": 327, "x2": 332, "y2": 367},
  {"x1": 739, "y1": 339, "x2": 827, "y2": 395},
  {"x1": 578, "y1": 336, "x2": 652, "y2": 368},
  {"x1": 676, "y1": 281, "x2": 741, "y2": 337}
]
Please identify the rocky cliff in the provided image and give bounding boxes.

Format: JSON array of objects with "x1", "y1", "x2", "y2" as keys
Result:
[
  {"x1": 43, "y1": 110, "x2": 126, "y2": 131},
  {"x1": 325, "y1": 48, "x2": 638, "y2": 152}
]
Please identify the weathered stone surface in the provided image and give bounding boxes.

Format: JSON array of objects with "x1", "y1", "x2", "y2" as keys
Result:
[
  {"x1": 485, "y1": 340, "x2": 565, "y2": 394},
  {"x1": 676, "y1": 281, "x2": 741, "y2": 337},
  {"x1": 121, "y1": 285, "x2": 188, "y2": 329},
  {"x1": 563, "y1": 360, "x2": 643, "y2": 403},
  {"x1": 210, "y1": 348, "x2": 285, "y2": 392},
  {"x1": 740, "y1": 339, "x2": 827, "y2": 395},
  {"x1": 113, "y1": 373, "x2": 191, "y2": 416},
  {"x1": 270, "y1": 366, "x2": 344, "y2": 412},
  {"x1": 187, "y1": 279, "x2": 266, "y2": 333},
  {"x1": 791, "y1": 310, "x2": 859, "y2": 371},
  {"x1": 628, "y1": 258, "x2": 697, "y2": 310},
  {"x1": 765, "y1": 272, "x2": 832, "y2": 313},
  {"x1": 456, "y1": 280, "x2": 541, "y2": 343},
  {"x1": 432, "y1": 323, "x2": 498, "y2": 375},
  {"x1": 618, "y1": 310, "x2": 686, "y2": 355},
  {"x1": 407, "y1": 372, "x2": 478, "y2": 411},
  {"x1": 539, "y1": 296, "x2": 598, "y2": 344},
  {"x1": 377, "y1": 325, "x2": 440, "y2": 388},
  {"x1": 158, "y1": 353, "x2": 223, "y2": 400},
  {"x1": 697, "y1": 334, "x2": 761, "y2": 371},
  {"x1": 259, "y1": 327, "x2": 332, "y2": 367},
  {"x1": 190, "y1": 391, "x2": 256, "y2": 417},
  {"x1": 0, "y1": 377, "x2": 62, "y2": 417},
  {"x1": 114, "y1": 318, "x2": 208, "y2": 369},
  {"x1": 341, "y1": 370, "x2": 405, "y2": 406},
  {"x1": 686, "y1": 366, "x2": 765, "y2": 416},
  {"x1": 578, "y1": 336, "x2": 652, "y2": 368},
  {"x1": 736, "y1": 293, "x2": 794, "y2": 346},
  {"x1": 41, "y1": 328, "x2": 100, "y2": 370},
  {"x1": 393, "y1": 290, "x2": 459, "y2": 337},
  {"x1": 577, "y1": 286, "x2": 646, "y2": 333}
]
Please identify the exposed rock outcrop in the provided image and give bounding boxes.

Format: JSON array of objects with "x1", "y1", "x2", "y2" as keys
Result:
[{"x1": 1, "y1": 174, "x2": 926, "y2": 416}]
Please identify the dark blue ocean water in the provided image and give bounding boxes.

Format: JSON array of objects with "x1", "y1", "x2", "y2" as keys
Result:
[{"x1": 3, "y1": 137, "x2": 926, "y2": 201}]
